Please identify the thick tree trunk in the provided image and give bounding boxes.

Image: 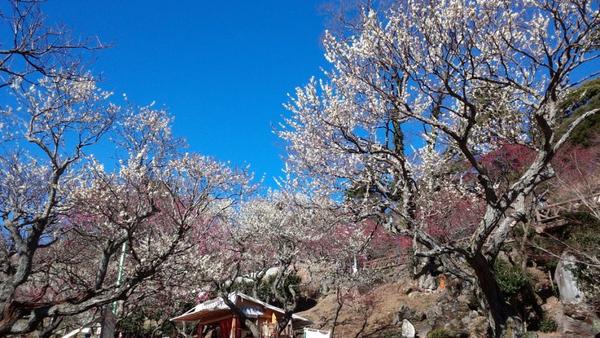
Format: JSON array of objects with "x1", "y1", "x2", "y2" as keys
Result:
[
  {"x1": 221, "y1": 294, "x2": 260, "y2": 338},
  {"x1": 0, "y1": 300, "x2": 19, "y2": 335},
  {"x1": 468, "y1": 253, "x2": 524, "y2": 338},
  {"x1": 242, "y1": 318, "x2": 260, "y2": 338}
]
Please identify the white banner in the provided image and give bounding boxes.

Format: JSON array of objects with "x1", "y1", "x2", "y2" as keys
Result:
[{"x1": 303, "y1": 328, "x2": 331, "y2": 338}]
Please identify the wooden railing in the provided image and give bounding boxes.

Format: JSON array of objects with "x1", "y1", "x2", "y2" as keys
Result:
[
  {"x1": 533, "y1": 192, "x2": 600, "y2": 232},
  {"x1": 362, "y1": 254, "x2": 406, "y2": 271}
]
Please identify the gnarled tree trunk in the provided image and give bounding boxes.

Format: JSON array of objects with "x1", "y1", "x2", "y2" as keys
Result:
[{"x1": 468, "y1": 253, "x2": 524, "y2": 338}]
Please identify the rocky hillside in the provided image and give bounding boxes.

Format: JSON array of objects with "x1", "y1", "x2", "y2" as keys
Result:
[
  {"x1": 298, "y1": 262, "x2": 600, "y2": 337},
  {"x1": 299, "y1": 279, "x2": 486, "y2": 337}
]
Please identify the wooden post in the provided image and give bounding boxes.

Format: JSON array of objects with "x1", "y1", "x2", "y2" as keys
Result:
[{"x1": 230, "y1": 316, "x2": 237, "y2": 338}]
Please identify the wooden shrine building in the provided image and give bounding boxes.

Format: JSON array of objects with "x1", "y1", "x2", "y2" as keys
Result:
[{"x1": 171, "y1": 292, "x2": 311, "y2": 338}]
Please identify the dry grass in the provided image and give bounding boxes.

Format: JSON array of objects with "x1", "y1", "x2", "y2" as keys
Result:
[{"x1": 298, "y1": 280, "x2": 440, "y2": 337}]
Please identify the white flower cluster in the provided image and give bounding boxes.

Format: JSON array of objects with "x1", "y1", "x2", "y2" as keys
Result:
[{"x1": 280, "y1": 0, "x2": 599, "y2": 252}]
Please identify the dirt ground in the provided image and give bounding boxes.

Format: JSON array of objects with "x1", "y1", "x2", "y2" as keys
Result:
[{"x1": 298, "y1": 281, "x2": 442, "y2": 337}]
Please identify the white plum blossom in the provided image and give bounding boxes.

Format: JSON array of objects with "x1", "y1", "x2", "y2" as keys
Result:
[
  {"x1": 280, "y1": 1, "x2": 600, "y2": 335},
  {"x1": 0, "y1": 76, "x2": 253, "y2": 335}
]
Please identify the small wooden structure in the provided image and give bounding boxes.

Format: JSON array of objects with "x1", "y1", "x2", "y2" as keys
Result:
[
  {"x1": 171, "y1": 292, "x2": 311, "y2": 338},
  {"x1": 362, "y1": 254, "x2": 405, "y2": 271},
  {"x1": 534, "y1": 192, "x2": 600, "y2": 233}
]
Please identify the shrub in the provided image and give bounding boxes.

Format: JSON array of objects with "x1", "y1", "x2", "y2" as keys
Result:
[
  {"x1": 545, "y1": 259, "x2": 558, "y2": 273},
  {"x1": 380, "y1": 331, "x2": 403, "y2": 338},
  {"x1": 427, "y1": 328, "x2": 454, "y2": 338},
  {"x1": 494, "y1": 260, "x2": 529, "y2": 296},
  {"x1": 539, "y1": 317, "x2": 558, "y2": 332}
]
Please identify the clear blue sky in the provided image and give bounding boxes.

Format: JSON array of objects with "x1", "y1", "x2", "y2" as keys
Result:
[{"x1": 42, "y1": 1, "x2": 329, "y2": 185}]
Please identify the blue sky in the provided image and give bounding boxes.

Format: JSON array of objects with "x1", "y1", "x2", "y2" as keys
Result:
[
  {"x1": 42, "y1": 1, "x2": 329, "y2": 185},
  {"x1": 36, "y1": 1, "x2": 600, "y2": 189}
]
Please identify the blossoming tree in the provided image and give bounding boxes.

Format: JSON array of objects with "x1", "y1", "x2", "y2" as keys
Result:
[
  {"x1": 190, "y1": 187, "x2": 345, "y2": 338},
  {"x1": 0, "y1": 77, "x2": 251, "y2": 336},
  {"x1": 0, "y1": 0, "x2": 102, "y2": 88},
  {"x1": 280, "y1": 1, "x2": 600, "y2": 336}
]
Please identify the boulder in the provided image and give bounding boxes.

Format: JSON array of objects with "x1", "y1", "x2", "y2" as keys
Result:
[
  {"x1": 395, "y1": 304, "x2": 416, "y2": 324},
  {"x1": 542, "y1": 294, "x2": 600, "y2": 336},
  {"x1": 425, "y1": 303, "x2": 444, "y2": 327},
  {"x1": 466, "y1": 315, "x2": 489, "y2": 337},
  {"x1": 401, "y1": 319, "x2": 416, "y2": 338},
  {"x1": 526, "y1": 266, "x2": 552, "y2": 294},
  {"x1": 418, "y1": 274, "x2": 438, "y2": 291},
  {"x1": 554, "y1": 252, "x2": 584, "y2": 304},
  {"x1": 561, "y1": 303, "x2": 600, "y2": 336}
]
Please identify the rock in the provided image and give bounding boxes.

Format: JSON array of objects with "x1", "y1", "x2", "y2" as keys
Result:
[
  {"x1": 542, "y1": 295, "x2": 600, "y2": 336},
  {"x1": 461, "y1": 315, "x2": 471, "y2": 327},
  {"x1": 396, "y1": 304, "x2": 416, "y2": 325},
  {"x1": 454, "y1": 297, "x2": 470, "y2": 313},
  {"x1": 549, "y1": 254, "x2": 600, "y2": 336},
  {"x1": 401, "y1": 319, "x2": 416, "y2": 338},
  {"x1": 542, "y1": 296, "x2": 559, "y2": 312},
  {"x1": 559, "y1": 309, "x2": 598, "y2": 336},
  {"x1": 419, "y1": 274, "x2": 438, "y2": 291},
  {"x1": 425, "y1": 303, "x2": 444, "y2": 326},
  {"x1": 466, "y1": 315, "x2": 489, "y2": 337},
  {"x1": 457, "y1": 294, "x2": 470, "y2": 305},
  {"x1": 443, "y1": 318, "x2": 461, "y2": 332},
  {"x1": 563, "y1": 303, "x2": 588, "y2": 320},
  {"x1": 527, "y1": 266, "x2": 552, "y2": 294},
  {"x1": 593, "y1": 319, "x2": 600, "y2": 334},
  {"x1": 554, "y1": 252, "x2": 584, "y2": 304}
]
